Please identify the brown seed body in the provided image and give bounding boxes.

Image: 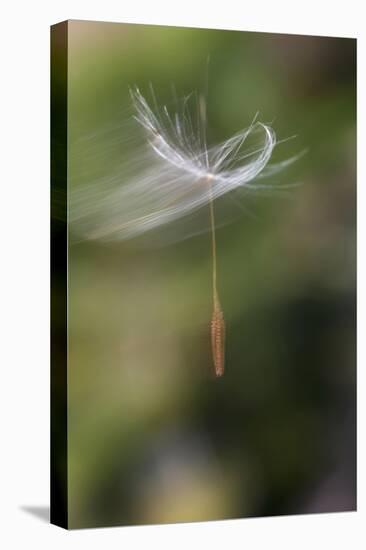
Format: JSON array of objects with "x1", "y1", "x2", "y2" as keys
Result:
[{"x1": 211, "y1": 298, "x2": 225, "y2": 377}]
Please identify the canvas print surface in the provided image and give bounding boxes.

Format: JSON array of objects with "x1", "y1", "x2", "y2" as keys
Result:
[{"x1": 51, "y1": 20, "x2": 356, "y2": 529}]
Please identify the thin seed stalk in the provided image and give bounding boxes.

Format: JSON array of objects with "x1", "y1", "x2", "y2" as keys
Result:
[{"x1": 208, "y1": 177, "x2": 225, "y2": 377}]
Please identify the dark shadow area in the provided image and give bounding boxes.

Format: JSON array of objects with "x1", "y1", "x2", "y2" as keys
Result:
[{"x1": 20, "y1": 506, "x2": 50, "y2": 523}]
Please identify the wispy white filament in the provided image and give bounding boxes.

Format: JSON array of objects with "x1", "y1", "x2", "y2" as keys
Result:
[{"x1": 70, "y1": 87, "x2": 298, "y2": 242}]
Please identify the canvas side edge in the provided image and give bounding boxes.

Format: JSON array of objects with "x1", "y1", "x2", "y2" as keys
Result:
[{"x1": 50, "y1": 20, "x2": 69, "y2": 530}]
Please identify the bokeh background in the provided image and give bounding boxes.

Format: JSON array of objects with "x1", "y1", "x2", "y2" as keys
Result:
[{"x1": 63, "y1": 20, "x2": 356, "y2": 528}]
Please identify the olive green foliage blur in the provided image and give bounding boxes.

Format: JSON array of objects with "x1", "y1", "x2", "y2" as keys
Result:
[{"x1": 63, "y1": 21, "x2": 356, "y2": 528}]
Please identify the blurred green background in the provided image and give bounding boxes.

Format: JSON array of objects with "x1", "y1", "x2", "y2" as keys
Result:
[{"x1": 64, "y1": 20, "x2": 356, "y2": 528}]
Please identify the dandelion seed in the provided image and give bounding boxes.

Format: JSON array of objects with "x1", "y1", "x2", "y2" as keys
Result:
[
  {"x1": 131, "y1": 87, "x2": 278, "y2": 378},
  {"x1": 71, "y1": 85, "x2": 301, "y2": 377}
]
